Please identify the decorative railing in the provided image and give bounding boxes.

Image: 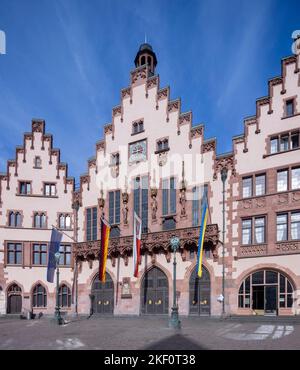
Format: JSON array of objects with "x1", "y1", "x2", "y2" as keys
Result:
[{"x1": 73, "y1": 224, "x2": 219, "y2": 265}]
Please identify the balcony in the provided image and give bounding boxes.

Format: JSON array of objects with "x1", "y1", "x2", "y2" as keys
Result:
[{"x1": 73, "y1": 224, "x2": 219, "y2": 265}]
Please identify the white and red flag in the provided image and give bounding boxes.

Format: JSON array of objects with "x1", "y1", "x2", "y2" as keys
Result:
[{"x1": 133, "y1": 212, "x2": 142, "y2": 278}]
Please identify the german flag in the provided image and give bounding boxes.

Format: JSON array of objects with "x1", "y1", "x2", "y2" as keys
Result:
[{"x1": 99, "y1": 218, "x2": 111, "y2": 282}]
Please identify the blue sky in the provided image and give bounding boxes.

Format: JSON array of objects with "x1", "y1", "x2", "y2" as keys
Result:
[{"x1": 0, "y1": 0, "x2": 299, "y2": 182}]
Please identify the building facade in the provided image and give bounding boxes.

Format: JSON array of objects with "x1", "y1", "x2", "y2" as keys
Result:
[{"x1": 1, "y1": 39, "x2": 300, "y2": 317}]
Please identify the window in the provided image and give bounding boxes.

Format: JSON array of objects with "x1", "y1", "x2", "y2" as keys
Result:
[
  {"x1": 19, "y1": 181, "x2": 31, "y2": 195},
  {"x1": 291, "y1": 132, "x2": 300, "y2": 149},
  {"x1": 32, "y1": 244, "x2": 47, "y2": 265},
  {"x1": 277, "y1": 170, "x2": 288, "y2": 192},
  {"x1": 239, "y1": 270, "x2": 293, "y2": 309},
  {"x1": 8, "y1": 211, "x2": 21, "y2": 227},
  {"x1": 254, "y1": 217, "x2": 265, "y2": 244},
  {"x1": 59, "y1": 214, "x2": 71, "y2": 229},
  {"x1": 32, "y1": 284, "x2": 47, "y2": 308},
  {"x1": 7, "y1": 243, "x2": 22, "y2": 265},
  {"x1": 277, "y1": 214, "x2": 288, "y2": 242},
  {"x1": 34, "y1": 156, "x2": 42, "y2": 168},
  {"x1": 242, "y1": 177, "x2": 252, "y2": 198},
  {"x1": 110, "y1": 153, "x2": 120, "y2": 166},
  {"x1": 156, "y1": 138, "x2": 169, "y2": 152},
  {"x1": 59, "y1": 245, "x2": 71, "y2": 266},
  {"x1": 59, "y1": 284, "x2": 71, "y2": 307},
  {"x1": 162, "y1": 216, "x2": 176, "y2": 231},
  {"x1": 286, "y1": 99, "x2": 294, "y2": 117},
  {"x1": 255, "y1": 174, "x2": 266, "y2": 196},
  {"x1": 132, "y1": 120, "x2": 144, "y2": 134},
  {"x1": 44, "y1": 183, "x2": 56, "y2": 196},
  {"x1": 86, "y1": 207, "x2": 97, "y2": 241},
  {"x1": 162, "y1": 177, "x2": 176, "y2": 216},
  {"x1": 34, "y1": 213, "x2": 46, "y2": 228},
  {"x1": 291, "y1": 212, "x2": 300, "y2": 240},
  {"x1": 242, "y1": 219, "x2": 252, "y2": 245},
  {"x1": 280, "y1": 135, "x2": 289, "y2": 151},
  {"x1": 192, "y1": 185, "x2": 208, "y2": 226},
  {"x1": 109, "y1": 190, "x2": 121, "y2": 225},
  {"x1": 269, "y1": 131, "x2": 299, "y2": 154},
  {"x1": 292, "y1": 168, "x2": 300, "y2": 190},
  {"x1": 270, "y1": 137, "x2": 279, "y2": 154},
  {"x1": 134, "y1": 176, "x2": 148, "y2": 233}
]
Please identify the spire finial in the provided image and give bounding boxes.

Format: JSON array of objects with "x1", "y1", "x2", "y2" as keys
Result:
[{"x1": 145, "y1": 33, "x2": 147, "y2": 44}]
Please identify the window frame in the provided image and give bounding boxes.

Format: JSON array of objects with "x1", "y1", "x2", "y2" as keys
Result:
[
  {"x1": 19, "y1": 181, "x2": 32, "y2": 195},
  {"x1": 241, "y1": 216, "x2": 267, "y2": 246},
  {"x1": 6, "y1": 242, "x2": 23, "y2": 265},
  {"x1": 32, "y1": 243, "x2": 48, "y2": 266}
]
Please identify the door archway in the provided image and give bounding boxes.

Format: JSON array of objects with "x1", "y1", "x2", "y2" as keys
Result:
[
  {"x1": 141, "y1": 266, "x2": 169, "y2": 315},
  {"x1": 91, "y1": 272, "x2": 114, "y2": 315},
  {"x1": 7, "y1": 283, "x2": 22, "y2": 314},
  {"x1": 238, "y1": 269, "x2": 294, "y2": 315},
  {"x1": 189, "y1": 266, "x2": 211, "y2": 316}
]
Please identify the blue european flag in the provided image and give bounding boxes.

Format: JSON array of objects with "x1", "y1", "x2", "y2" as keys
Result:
[{"x1": 47, "y1": 228, "x2": 63, "y2": 283}]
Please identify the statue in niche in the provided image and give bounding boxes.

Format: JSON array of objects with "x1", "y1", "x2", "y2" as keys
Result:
[
  {"x1": 122, "y1": 191, "x2": 129, "y2": 225},
  {"x1": 151, "y1": 197, "x2": 158, "y2": 220},
  {"x1": 179, "y1": 188, "x2": 186, "y2": 217},
  {"x1": 150, "y1": 188, "x2": 158, "y2": 221}
]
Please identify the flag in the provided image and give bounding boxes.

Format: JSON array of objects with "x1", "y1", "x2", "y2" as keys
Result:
[
  {"x1": 47, "y1": 228, "x2": 63, "y2": 282},
  {"x1": 133, "y1": 212, "x2": 142, "y2": 278},
  {"x1": 99, "y1": 218, "x2": 111, "y2": 282},
  {"x1": 196, "y1": 197, "x2": 209, "y2": 278}
]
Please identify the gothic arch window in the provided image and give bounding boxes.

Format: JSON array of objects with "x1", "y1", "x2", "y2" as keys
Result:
[
  {"x1": 32, "y1": 284, "x2": 47, "y2": 308},
  {"x1": 59, "y1": 214, "x2": 71, "y2": 229},
  {"x1": 8, "y1": 211, "x2": 21, "y2": 227},
  {"x1": 34, "y1": 212, "x2": 46, "y2": 228},
  {"x1": 59, "y1": 284, "x2": 71, "y2": 308},
  {"x1": 141, "y1": 56, "x2": 146, "y2": 65}
]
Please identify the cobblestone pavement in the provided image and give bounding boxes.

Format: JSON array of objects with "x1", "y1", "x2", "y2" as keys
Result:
[{"x1": 0, "y1": 316, "x2": 300, "y2": 350}]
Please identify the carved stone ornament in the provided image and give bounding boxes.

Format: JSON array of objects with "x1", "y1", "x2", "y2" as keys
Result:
[
  {"x1": 157, "y1": 151, "x2": 168, "y2": 166},
  {"x1": 277, "y1": 193, "x2": 289, "y2": 205},
  {"x1": 73, "y1": 224, "x2": 220, "y2": 264},
  {"x1": 110, "y1": 165, "x2": 119, "y2": 178}
]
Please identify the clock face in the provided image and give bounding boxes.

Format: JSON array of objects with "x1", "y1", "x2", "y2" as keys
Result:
[{"x1": 129, "y1": 139, "x2": 147, "y2": 163}]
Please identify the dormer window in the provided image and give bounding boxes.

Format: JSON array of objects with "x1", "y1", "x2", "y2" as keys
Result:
[
  {"x1": 34, "y1": 156, "x2": 42, "y2": 168},
  {"x1": 156, "y1": 138, "x2": 169, "y2": 153},
  {"x1": 286, "y1": 99, "x2": 295, "y2": 117},
  {"x1": 132, "y1": 120, "x2": 144, "y2": 135},
  {"x1": 111, "y1": 152, "x2": 120, "y2": 166}
]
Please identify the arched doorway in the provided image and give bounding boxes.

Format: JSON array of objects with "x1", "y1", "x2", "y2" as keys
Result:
[
  {"x1": 141, "y1": 267, "x2": 169, "y2": 315},
  {"x1": 7, "y1": 284, "x2": 22, "y2": 314},
  {"x1": 189, "y1": 266, "x2": 211, "y2": 315},
  {"x1": 91, "y1": 273, "x2": 114, "y2": 315},
  {"x1": 238, "y1": 269, "x2": 294, "y2": 315}
]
